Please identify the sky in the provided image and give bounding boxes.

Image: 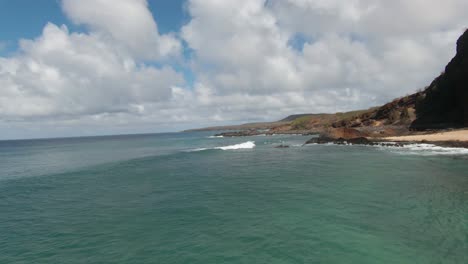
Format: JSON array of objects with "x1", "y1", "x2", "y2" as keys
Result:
[{"x1": 0, "y1": 0, "x2": 467, "y2": 139}]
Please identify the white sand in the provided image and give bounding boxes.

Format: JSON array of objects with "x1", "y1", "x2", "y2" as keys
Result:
[{"x1": 384, "y1": 129, "x2": 468, "y2": 142}]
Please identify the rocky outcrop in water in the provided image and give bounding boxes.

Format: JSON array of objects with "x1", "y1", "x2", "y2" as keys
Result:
[
  {"x1": 324, "y1": 127, "x2": 369, "y2": 139},
  {"x1": 304, "y1": 136, "x2": 405, "y2": 147},
  {"x1": 305, "y1": 127, "x2": 405, "y2": 146}
]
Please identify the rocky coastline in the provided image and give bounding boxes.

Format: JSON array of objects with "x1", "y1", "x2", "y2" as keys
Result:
[
  {"x1": 212, "y1": 127, "x2": 468, "y2": 150},
  {"x1": 302, "y1": 135, "x2": 468, "y2": 149},
  {"x1": 194, "y1": 30, "x2": 468, "y2": 150}
]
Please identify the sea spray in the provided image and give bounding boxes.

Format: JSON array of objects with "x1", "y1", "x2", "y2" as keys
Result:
[
  {"x1": 216, "y1": 141, "x2": 255, "y2": 150},
  {"x1": 304, "y1": 141, "x2": 468, "y2": 156},
  {"x1": 188, "y1": 141, "x2": 256, "y2": 152},
  {"x1": 207, "y1": 135, "x2": 224, "y2": 138},
  {"x1": 382, "y1": 143, "x2": 468, "y2": 156}
]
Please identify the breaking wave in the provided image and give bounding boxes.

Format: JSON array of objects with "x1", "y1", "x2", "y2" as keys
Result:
[
  {"x1": 216, "y1": 141, "x2": 256, "y2": 150},
  {"x1": 382, "y1": 143, "x2": 468, "y2": 156},
  {"x1": 188, "y1": 141, "x2": 256, "y2": 152},
  {"x1": 306, "y1": 141, "x2": 468, "y2": 156}
]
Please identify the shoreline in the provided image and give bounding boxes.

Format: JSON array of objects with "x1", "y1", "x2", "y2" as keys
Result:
[
  {"x1": 382, "y1": 129, "x2": 468, "y2": 142},
  {"x1": 379, "y1": 129, "x2": 468, "y2": 148},
  {"x1": 374, "y1": 139, "x2": 468, "y2": 149},
  {"x1": 212, "y1": 128, "x2": 468, "y2": 149}
]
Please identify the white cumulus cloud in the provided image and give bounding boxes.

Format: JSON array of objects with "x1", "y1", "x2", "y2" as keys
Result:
[
  {"x1": 0, "y1": 23, "x2": 184, "y2": 121},
  {"x1": 62, "y1": 0, "x2": 182, "y2": 59},
  {"x1": 0, "y1": 0, "x2": 467, "y2": 138},
  {"x1": 180, "y1": 0, "x2": 467, "y2": 120}
]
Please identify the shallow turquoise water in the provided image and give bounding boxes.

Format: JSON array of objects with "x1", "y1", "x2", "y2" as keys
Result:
[{"x1": 0, "y1": 132, "x2": 467, "y2": 263}]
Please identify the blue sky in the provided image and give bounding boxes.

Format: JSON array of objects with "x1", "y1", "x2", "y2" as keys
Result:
[
  {"x1": 0, "y1": 0, "x2": 187, "y2": 55},
  {"x1": 0, "y1": 0, "x2": 196, "y2": 88},
  {"x1": 0, "y1": 0, "x2": 466, "y2": 139}
]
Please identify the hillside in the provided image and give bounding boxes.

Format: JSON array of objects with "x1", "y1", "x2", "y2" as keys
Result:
[
  {"x1": 184, "y1": 121, "x2": 290, "y2": 132},
  {"x1": 279, "y1": 114, "x2": 316, "y2": 122},
  {"x1": 186, "y1": 110, "x2": 382, "y2": 135},
  {"x1": 188, "y1": 29, "x2": 468, "y2": 137},
  {"x1": 329, "y1": 29, "x2": 468, "y2": 133}
]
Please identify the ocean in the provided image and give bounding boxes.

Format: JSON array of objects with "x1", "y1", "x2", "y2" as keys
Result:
[{"x1": 0, "y1": 132, "x2": 467, "y2": 263}]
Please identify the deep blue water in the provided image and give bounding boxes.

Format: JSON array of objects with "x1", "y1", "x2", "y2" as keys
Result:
[{"x1": 0, "y1": 132, "x2": 467, "y2": 263}]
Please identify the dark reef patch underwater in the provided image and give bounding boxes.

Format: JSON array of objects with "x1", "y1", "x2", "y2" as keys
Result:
[{"x1": 1, "y1": 132, "x2": 467, "y2": 264}]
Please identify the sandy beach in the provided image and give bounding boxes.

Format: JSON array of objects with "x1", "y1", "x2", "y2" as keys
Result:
[{"x1": 384, "y1": 129, "x2": 468, "y2": 142}]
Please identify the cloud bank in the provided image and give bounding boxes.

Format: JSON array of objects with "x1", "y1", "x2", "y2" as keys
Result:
[{"x1": 0, "y1": 0, "x2": 467, "y2": 138}]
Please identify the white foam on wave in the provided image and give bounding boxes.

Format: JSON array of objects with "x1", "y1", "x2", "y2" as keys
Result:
[
  {"x1": 381, "y1": 143, "x2": 468, "y2": 156},
  {"x1": 207, "y1": 135, "x2": 224, "y2": 138},
  {"x1": 305, "y1": 141, "x2": 468, "y2": 156},
  {"x1": 215, "y1": 141, "x2": 256, "y2": 150},
  {"x1": 188, "y1": 147, "x2": 209, "y2": 152},
  {"x1": 188, "y1": 141, "x2": 256, "y2": 152}
]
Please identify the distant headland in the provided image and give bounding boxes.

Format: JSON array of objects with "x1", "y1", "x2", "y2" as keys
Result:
[{"x1": 186, "y1": 29, "x2": 468, "y2": 148}]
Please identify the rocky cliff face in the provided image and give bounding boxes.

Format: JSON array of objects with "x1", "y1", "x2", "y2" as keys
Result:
[
  {"x1": 333, "y1": 29, "x2": 468, "y2": 131},
  {"x1": 411, "y1": 29, "x2": 468, "y2": 129},
  {"x1": 193, "y1": 30, "x2": 468, "y2": 135},
  {"x1": 332, "y1": 94, "x2": 419, "y2": 128}
]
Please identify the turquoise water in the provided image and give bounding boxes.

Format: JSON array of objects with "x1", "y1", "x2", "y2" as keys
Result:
[{"x1": 0, "y1": 132, "x2": 467, "y2": 263}]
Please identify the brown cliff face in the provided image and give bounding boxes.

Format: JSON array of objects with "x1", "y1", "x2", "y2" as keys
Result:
[
  {"x1": 331, "y1": 93, "x2": 419, "y2": 130},
  {"x1": 333, "y1": 29, "x2": 468, "y2": 131},
  {"x1": 324, "y1": 127, "x2": 369, "y2": 139},
  {"x1": 193, "y1": 30, "x2": 468, "y2": 135},
  {"x1": 411, "y1": 29, "x2": 468, "y2": 129}
]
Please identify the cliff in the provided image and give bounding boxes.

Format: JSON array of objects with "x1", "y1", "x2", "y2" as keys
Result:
[
  {"x1": 411, "y1": 29, "x2": 468, "y2": 129},
  {"x1": 188, "y1": 29, "x2": 468, "y2": 136},
  {"x1": 331, "y1": 29, "x2": 468, "y2": 132}
]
